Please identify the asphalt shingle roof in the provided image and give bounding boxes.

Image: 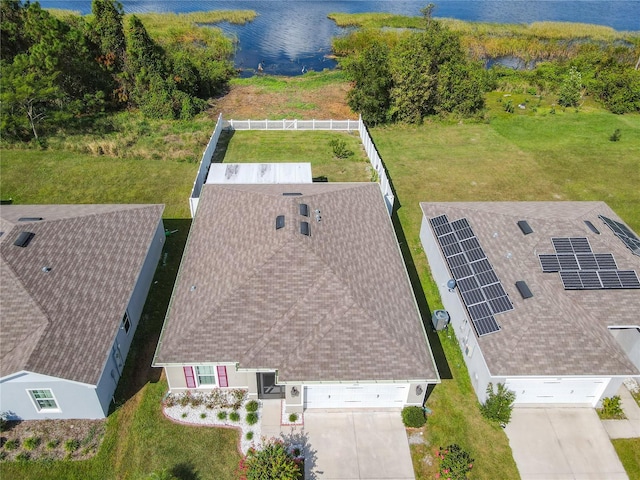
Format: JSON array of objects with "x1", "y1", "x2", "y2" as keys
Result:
[
  {"x1": 155, "y1": 183, "x2": 439, "y2": 383},
  {"x1": 1, "y1": 204, "x2": 164, "y2": 385},
  {"x1": 420, "y1": 201, "x2": 640, "y2": 377}
]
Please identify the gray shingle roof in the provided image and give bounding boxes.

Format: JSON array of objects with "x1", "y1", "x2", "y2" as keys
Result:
[
  {"x1": 1, "y1": 204, "x2": 164, "y2": 384},
  {"x1": 155, "y1": 183, "x2": 438, "y2": 383},
  {"x1": 420, "y1": 201, "x2": 640, "y2": 377}
]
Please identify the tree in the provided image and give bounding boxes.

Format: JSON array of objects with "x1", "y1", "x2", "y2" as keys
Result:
[
  {"x1": 558, "y1": 66, "x2": 582, "y2": 107},
  {"x1": 239, "y1": 439, "x2": 301, "y2": 480},
  {"x1": 344, "y1": 40, "x2": 392, "y2": 125},
  {"x1": 91, "y1": 0, "x2": 126, "y2": 71}
]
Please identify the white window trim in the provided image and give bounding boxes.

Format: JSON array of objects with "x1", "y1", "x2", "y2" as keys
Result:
[
  {"x1": 27, "y1": 388, "x2": 61, "y2": 413},
  {"x1": 194, "y1": 365, "x2": 217, "y2": 387}
]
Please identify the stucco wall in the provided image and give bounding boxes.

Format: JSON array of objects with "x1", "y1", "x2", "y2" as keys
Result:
[
  {"x1": 164, "y1": 364, "x2": 257, "y2": 395},
  {"x1": 0, "y1": 372, "x2": 104, "y2": 420},
  {"x1": 610, "y1": 328, "x2": 640, "y2": 372}
]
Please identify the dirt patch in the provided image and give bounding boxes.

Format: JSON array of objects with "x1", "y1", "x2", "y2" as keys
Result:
[
  {"x1": 0, "y1": 419, "x2": 105, "y2": 462},
  {"x1": 209, "y1": 80, "x2": 355, "y2": 120}
]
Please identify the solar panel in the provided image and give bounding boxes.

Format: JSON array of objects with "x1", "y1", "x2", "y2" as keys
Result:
[
  {"x1": 552, "y1": 237, "x2": 592, "y2": 254},
  {"x1": 430, "y1": 215, "x2": 513, "y2": 337},
  {"x1": 570, "y1": 237, "x2": 592, "y2": 253},
  {"x1": 552, "y1": 237, "x2": 573, "y2": 253},
  {"x1": 558, "y1": 254, "x2": 579, "y2": 271},
  {"x1": 599, "y1": 270, "x2": 622, "y2": 289},
  {"x1": 579, "y1": 271, "x2": 602, "y2": 289},
  {"x1": 595, "y1": 253, "x2": 617, "y2": 270},
  {"x1": 599, "y1": 215, "x2": 640, "y2": 256},
  {"x1": 618, "y1": 271, "x2": 640, "y2": 288},
  {"x1": 560, "y1": 272, "x2": 582, "y2": 290},
  {"x1": 575, "y1": 253, "x2": 598, "y2": 270},
  {"x1": 539, "y1": 254, "x2": 561, "y2": 273}
]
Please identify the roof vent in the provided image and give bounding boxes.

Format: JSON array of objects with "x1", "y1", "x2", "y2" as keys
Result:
[
  {"x1": 515, "y1": 281, "x2": 533, "y2": 299},
  {"x1": 14, "y1": 231, "x2": 35, "y2": 247},
  {"x1": 517, "y1": 220, "x2": 533, "y2": 235},
  {"x1": 584, "y1": 220, "x2": 600, "y2": 234},
  {"x1": 18, "y1": 217, "x2": 43, "y2": 222},
  {"x1": 282, "y1": 192, "x2": 302, "y2": 196},
  {"x1": 276, "y1": 215, "x2": 285, "y2": 230},
  {"x1": 299, "y1": 204, "x2": 309, "y2": 217},
  {"x1": 42, "y1": 266, "x2": 52, "y2": 273},
  {"x1": 300, "y1": 221, "x2": 310, "y2": 236}
]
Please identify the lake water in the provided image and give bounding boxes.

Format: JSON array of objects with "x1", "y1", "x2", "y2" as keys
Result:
[{"x1": 41, "y1": 1, "x2": 640, "y2": 76}]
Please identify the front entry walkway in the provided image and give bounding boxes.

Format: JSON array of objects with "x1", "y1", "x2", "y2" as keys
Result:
[
  {"x1": 505, "y1": 407, "x2": 628, "y2": 480},
  {"x1": 303, "y1": 410, "x2": 414, "y2": 480}
]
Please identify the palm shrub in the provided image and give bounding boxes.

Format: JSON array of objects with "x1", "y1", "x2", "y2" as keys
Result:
[
  {"x1": 597, "y1": 395, "x2": 625, "y2": 419},
  {"x1": 401, "y1": 406, "x2": 426, "y2": 428},
  {"x1": 245, "y1": 400, "x2": 259, "y2": 413},
  {"x1": 480, "y1": 382, "x2": 516, "y2": 425},
  {"x1": 239, "y1": 439, "x2": 301, "y2": 480}
]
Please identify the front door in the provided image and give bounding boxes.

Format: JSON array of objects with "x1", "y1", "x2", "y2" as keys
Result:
[{"x1": 257, "y1": 372, "x2": 285, "y2": 399}]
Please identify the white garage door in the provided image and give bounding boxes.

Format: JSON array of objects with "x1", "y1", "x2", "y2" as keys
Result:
[
  {"x1": 505, "y1": 378, "x2": 610, "y2": 406},
  {"x1": 304, "y1": 384, "x2": 409, "y2": 409}
]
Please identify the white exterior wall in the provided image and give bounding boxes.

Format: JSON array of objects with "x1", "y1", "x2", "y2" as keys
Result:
[
  {"x1": 0, "y1": 372, "x2": 104, "y2": 420},
  {"x1": 420, "y1": 215, "x2": 494, "y2": 403},
  {"x1": 164, "y1": 364, "x2": 256, "y2": 395},
  {"x1": 610, "y1": 328, "x2": 640, "y2": 372}
]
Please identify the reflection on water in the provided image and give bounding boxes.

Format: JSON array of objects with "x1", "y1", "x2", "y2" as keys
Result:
[{"x1": 40, "y1": 1, "x2": 640, "y2": 76}]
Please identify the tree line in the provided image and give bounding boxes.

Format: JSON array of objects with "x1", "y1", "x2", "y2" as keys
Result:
[{"x1": 1, "y1": 0, "x2": 235, "y2": 141}]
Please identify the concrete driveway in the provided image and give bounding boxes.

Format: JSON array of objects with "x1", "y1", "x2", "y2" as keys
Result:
[
  {"x1": 505, "y1": 407, "x2": 628, "y2": 480},
  {"x1": 303, "y1": 410, "x2": 415, "y2": 480}
]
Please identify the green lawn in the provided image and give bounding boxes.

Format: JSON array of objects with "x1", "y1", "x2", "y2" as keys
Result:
[
  {"x1": 613, "y1": 438, "x2": 640, "y2": 480},
  {"x1": 218, "y1": 130, "x2": 372, "y2": 182}
]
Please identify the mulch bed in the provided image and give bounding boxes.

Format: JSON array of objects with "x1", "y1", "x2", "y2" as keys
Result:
[{"x1": 0, "y1": 419, "x2": 105, "y2": 462}]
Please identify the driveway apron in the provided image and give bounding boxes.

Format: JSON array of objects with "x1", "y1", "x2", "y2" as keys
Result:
[
  {"x1": 303, "y1": 410, "x2": 415, "y2": 480},
  {"x1": 505, "y1": 407, "x2": 628, "y2": 480}
]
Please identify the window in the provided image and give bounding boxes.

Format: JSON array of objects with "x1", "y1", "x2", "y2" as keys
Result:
[
  {"x1": 122, "y1": 312, "x2": 131, "y2": 333},
  {"x1": 28, "y1": 389, "x2": 58, "y2": 411},
  {"x1": 195, "y1": 366, "x2": 216, "y2": 386}
]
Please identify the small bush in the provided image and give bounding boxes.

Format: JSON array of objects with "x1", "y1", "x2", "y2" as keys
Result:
[
  {"x1": 246, "y1": 431, "x2": 254, "y2": 441},
  {"x1": 246, "y1": 412, "x2": 259, "y2": 425},
  {"x1": 480, "y1": 382, "x2": 516, "y2": 425},
  {"x1": 64, "y1": 439, "x2": 80, "y2": 453},
  {"x1": 200, "y1": 413, "x2": 207, "y2": 419},
  {"x1": 217, "y1": 411, "x2": 228, "y2": 420},
  {"x1": 503, "y1": 100, "x2": 514, "y2": 113},
  {"x1": 437, "y1": 444, "x2": 474, "y2": 480},
  {"x1": 245, "y1": 400, "x2": 259, "y2": 412},
  {"x1": 46, "y1": 439, "x2": 59, "y2": 450},
  {"x1": 23, "y1": 436, "x2": 40, "y2": 450},
  {"x1": 288, "y1": 413, "x2": 298, "y2": 423},
  {"x1": 329, "y1": 138, "x2": 354, "y2": 159},
  {"x1": 3, "y1": 439, "x2": 18, "y2": 451},
  {"x1": 401, "y1": 406, "x2": 426, "y2": 428},
  {"x1": 181, "y1": 412, "x2": 188, "y2": 418},
  {"x1": 609, "y1": 129, "x2": 621, "y2": 142},
  {"x1": 0, "y1": 412, "x2": 8, "y2": 431},
  {"x1": 178, "y1": 393, "x2": 191, "y2": 407},
  {"x1": 598, "y1": 395, "x2": 625, "y2": 419},
  {"x1": 15, "y1": 451, "x2": 30, "y2": 462},
  {"x1": 229, "y1": 411, "x2": 240, "y2": 422}
]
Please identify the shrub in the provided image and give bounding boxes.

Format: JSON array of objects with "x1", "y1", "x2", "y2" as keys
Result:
[
  {"x1": 609, "y1": 129, "x2": 621, "y2": 142},
  {"x1": 64, "y1": 439, "x2": 80, "y2": 453},
  {"x1": 231, "y1": 389, "x2": 248, "y2": 410},
  {"x1": 437, "y1": 444, "x2": 474, "y2": 480},
  {"x1": 23, "y1": 436, "x2": 40, "y2": 450},
  {"x1": 229, "y1": 411, "x2": 241, "y2": 422},
  {"x1": 181, "y1": 412, "x2": 188, "y2": 418},
  {"x1": 178, "y1": 393, "x2": 191, "y2": 407},
  {"x1": 480, "y1": 382, "x2": 516, "y2": 425},
  {"x1": 0, "y1": 412, "x2": 8, "y2": 431},
  {"x1": 239, "y1": 439, "x2": 301, "y2": 480},
  {"x1": 329, "y1": 138, "x2": 354, "y2": 159},
  {"x1": 200, "y1": 413, "x2": 207, "y2": 419},
  {"x1": 246, "y1": 412, "x2": 259, "y2": 425},
  {"x1": 46, "y1": 439, "x2": 59, "y2": 450},
  {"x1": 217, "y1": 411, "x2": 228, "y2": 420},
  {"x1": 558, "y1": 66, "x2": 582, "y2": 107},
  {"x1": 3, "y1": 439, "x2": 18, "y2": 451},
  {"x1": 245, "y1": 400, "x2": 259, "y2": 413},
  {"x1": 246, "y1": 431, "x2": 254, "y2": 441},
  {"x1": 598, "y1": 395, "x2": 625, "y2": 419},
  {"x1": 401, "y1": 406, "x2": 426, "y2": 428},
  {"x1": 15, "y1": 451, "x2": 30, "y2": 462},
  {"x1": 164, "y1": 394, "x2": 177, "y2": 408},
  {"x1": 288, "y1": 413, "x2": 298, "y2": 423}
]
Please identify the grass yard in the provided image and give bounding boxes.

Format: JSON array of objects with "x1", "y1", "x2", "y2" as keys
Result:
[
  {"x1": 613, "y1": 438, "x2": 640, "y2": 480},
  {"x1": 217, "y1": 130, "x2": 373, "y2": 182}
]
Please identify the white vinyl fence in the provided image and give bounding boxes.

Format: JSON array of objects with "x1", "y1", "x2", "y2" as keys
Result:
[{"x1": 189, "y1": 114, "x2": 395, "y2": 216}]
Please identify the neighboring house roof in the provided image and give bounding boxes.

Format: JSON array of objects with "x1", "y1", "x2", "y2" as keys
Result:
[
  {"x1": 0, "y1": 204, "x2": 164, "y2": 385},
  {"x1": 420, "y1": 201, "x2": 640, "y2": 378},
  {"x1": 155, "y1": 183, "x2": 438, "y2": 383}
]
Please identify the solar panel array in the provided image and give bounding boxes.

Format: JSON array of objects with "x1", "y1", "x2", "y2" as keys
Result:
[
  {"x1": 538, "y1": 237, "x2": 640, "y2": 290},
  {"x1": 430, "y1": 215, "x2": 513, "y2": 337},
  {"x1": 599, "y1": 215, "x2": 640, "y2": 257}
]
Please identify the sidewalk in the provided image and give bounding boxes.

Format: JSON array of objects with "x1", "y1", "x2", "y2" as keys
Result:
[{"x1": 602, "y1": 382, "x2": 640, "y2": 439}]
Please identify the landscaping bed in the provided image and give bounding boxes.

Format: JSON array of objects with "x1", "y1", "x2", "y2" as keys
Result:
[{"x1": 0, "y1": 419, "x2": 105, "y2": 462}]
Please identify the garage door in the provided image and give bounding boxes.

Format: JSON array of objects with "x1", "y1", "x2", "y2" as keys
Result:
[
  {"x1": 304, "y1": 384, "x2": 409, "y2": 409},
  {"x1": 505, "y1": 378, "x2": 609, "y2": 406}
]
